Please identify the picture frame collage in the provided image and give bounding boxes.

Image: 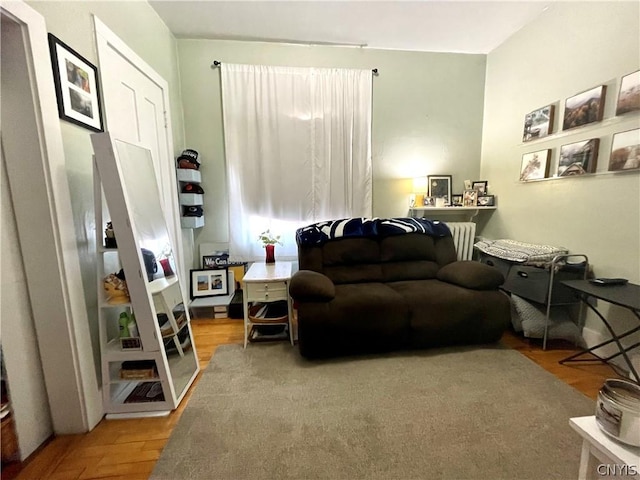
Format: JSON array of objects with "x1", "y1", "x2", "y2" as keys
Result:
[
  {"x1": 520, "y1": 70, "x2": 640, "y2": 182},
  {"x1": 412, "y1": 176, "x2": 495, "y2": 209}
]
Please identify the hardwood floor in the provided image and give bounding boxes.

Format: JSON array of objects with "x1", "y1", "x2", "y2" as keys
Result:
[{"x1": 2, "y1": 320, "x2": 623, "y2": 480}]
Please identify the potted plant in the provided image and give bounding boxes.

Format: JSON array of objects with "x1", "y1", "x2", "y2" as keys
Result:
[{"x1": 258, "y1": 229, "x2": 282, "y2": 263}]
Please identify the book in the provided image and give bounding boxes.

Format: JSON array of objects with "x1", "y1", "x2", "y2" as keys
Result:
[{"x1": 124, "y1": 382, "x2": 165, "y2": 403}]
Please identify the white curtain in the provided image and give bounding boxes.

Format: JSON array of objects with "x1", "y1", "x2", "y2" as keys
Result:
[{"x1": 221, "y1": 63, "x2": 372, "y2": 261}]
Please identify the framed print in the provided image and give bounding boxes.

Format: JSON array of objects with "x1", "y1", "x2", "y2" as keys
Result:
[
  {"x1": 520, "y1": 149, "x2": 551, "y2": 181},
  {"x1": 427, "y1": 175, "x2": 452, "y2": 205},
  {"x1": 190, "y1": 268, "x2": 229, "y2": 299},
  {"x1": 523, "y1": 104, "x2": 555, "y2": 142},
  {"x1": 472, "y1": 181, "x2": 488, "y2": 194},
  {"x1": 477, "y1": 195, "x2": 495, "y2": 207},
  {"x1": 563, "y1": 85, "x2": 606, "y2": 131},
  {"x1": 558, "y1": 139, "x2": 599, "y2": 176},
  {"x1": 616, "y1": 70, "x2": 640, "y2": 116},
  {"x1": 423, "y1": 196, "x2": 435, "y2": 207},
  {"x1": 48, "y1": 34, "x2": 103, "y2": 132},
  {"x1": 462, "y1": 189, "x2": 477, "y2": 207},
  {"x1": 609, "y1": 128, "x2": 640, "y2": 171},
  {"x1": 451, "y1": 194, "x2": 463, "y2": 207}
]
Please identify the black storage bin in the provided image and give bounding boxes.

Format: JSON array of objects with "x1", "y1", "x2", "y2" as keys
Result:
[
  {"x1": 503, "y1": 264, "x2": 585, "y2": 305},
  {"x1": 478, "y1": 252, "x2": 513, "y2": 278}
]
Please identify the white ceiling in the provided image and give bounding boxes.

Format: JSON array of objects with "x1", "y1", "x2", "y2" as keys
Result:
[{"x1": 148, "y1": 1, "x2": 552, "y2": 54}]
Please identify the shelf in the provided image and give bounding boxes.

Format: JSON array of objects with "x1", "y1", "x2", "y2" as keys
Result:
[
  {"x1": 517, "y1": 167, "x2": 639, "y2": 184},
  {"x1": 181, "y1": 216, "x2": 204, "y2": 229},
  {"x1": 410, "y1": 207, "x2": 496, "y2": 213},
  {"x1": 176, "y1": 169, "x2": 201, "y2": 183},
  {"x1": 179, "y1": 193, "x2": 203, "y2": 206}
]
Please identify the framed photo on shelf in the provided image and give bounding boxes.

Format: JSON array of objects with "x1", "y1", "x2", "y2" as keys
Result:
[
  {"x1": 520, "y1": 149, "x2": 551, "y2": 181},
  {"x1": 423, "y1": 196, "x2": 435, "y2": 207},
  {"x1": 477, "y1": 195, "x2": 495, "y2": 207},
  {"x1": 427, "y1": 175, "x2": 452, "y2": 205},
  {"x1": 190, "y1": 268, "x2": 229, "y2": 299},
  {"x1": 451, "y1": 194, "x2": 463, "y2": 207},
  {"x1": 562, "y1": 85, "x2": 606, "y2": 131},
  {"x1": 462, "y1": 189, "x2": 478, "y2": 207},
  {"x1": 472, "y1": 181, "x2": 488, "y2": 194},
  {"x1": 609, "y1": 128, "x2": 640, "y2": 171},
  {"x1": 522, "y1": 104, "x2": 555, "y2": 142},
  {"x1": 558, "y1": 139, "x2": 599, "y2": 176},
  {"x1": 616, "y1": 70, "x2": 640, "y2": 116},
  {"x1": 47, "y1": 34, "x2": 103, "y2": 132}
]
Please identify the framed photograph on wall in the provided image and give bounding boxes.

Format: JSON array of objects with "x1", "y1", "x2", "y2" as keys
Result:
[
  {"x1": 462, "y1": 189, "x2": 477, "y2": 207},
  {"x1": 190, "y1": 268, "x2": 229, "y2": 299},
  {"x1": 558, "y1": 139, "x2": 599, "y2": 176},
  {"x1": 522, "y1": 104, "x2": 555, "y2": 142},
  {"x1": 47, "y1": 34, "x2": 103, "y2": 132},
  {"x1": 520, "y1": 149, "x2": 551, "y2": 181},
  {"x1": 563, "y1": 85, "x2": 606, "y2": 131},
  {"x1": 609, "y1": 128, "x2": 640, "y2": 171},
  {"x1": 616, "y1": 70, "x2": 640, "y2": 116},
  {"x1": 472, "y1": 181, "x2": 488, "y2": 194},
  {"x1": 427, "y1": 175, "x2": 452, "y2": 205}
]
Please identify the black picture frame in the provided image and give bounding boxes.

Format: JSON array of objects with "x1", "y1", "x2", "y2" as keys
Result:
[
  {"x1": 48, "y1": 33, "x2": 103, "y2": 132},
  {"x1": 472, "y1": 181, "x2": 488, "y2": 194},
  {"x1": 427, "y1": 175, "x2": 452, "y2": 205},
  {"x1": 477, "y1": 195, "x2": 495, "y2": 207},
  {"x1": 190, "y1": 268, "x2": 229, "y2": 299}
]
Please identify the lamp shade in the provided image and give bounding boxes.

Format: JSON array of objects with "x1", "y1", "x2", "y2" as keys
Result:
[{"x1": 412, "y1": 177, "x2": 428, "y2": 193}]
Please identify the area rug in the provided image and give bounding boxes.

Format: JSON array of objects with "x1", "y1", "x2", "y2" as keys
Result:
[{"x1": 151, "y1": 343, "x2": 595, "y2": 480}]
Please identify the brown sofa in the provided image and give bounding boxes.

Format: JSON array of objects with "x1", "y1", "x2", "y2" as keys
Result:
[{"x1": 289, "y1": 218, "x2": 510, "y2": 358}]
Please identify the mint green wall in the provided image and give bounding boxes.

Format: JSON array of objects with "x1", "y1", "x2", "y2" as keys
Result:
[
  {"x1": 481, "y1": 2, "x2": 640, "y2": 356},
  {"x1": 26, "y1": 0, "x2": 185, "y2": 381},
  {"x1": 176, "y1": 39, "x2": 486, "y2": 254}
]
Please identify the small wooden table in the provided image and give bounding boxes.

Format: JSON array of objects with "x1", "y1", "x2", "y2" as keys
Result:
[
  {"x1": 560, "y1": 280, "x2": 640, "y2": 383},
  {"x1": 242, "y1": 261, "x2": 294, "y2": 348},
  {"x1": 570, "y1": 416, "x2": 640, "y2": 479}
]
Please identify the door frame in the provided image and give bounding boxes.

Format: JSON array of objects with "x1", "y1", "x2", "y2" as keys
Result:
[
  {"x1": 93, "y1": 16, "x2": 185, "y2": 280},
  {"x1": 0, "y1": 0, "x2": 102, "y2": 435}
]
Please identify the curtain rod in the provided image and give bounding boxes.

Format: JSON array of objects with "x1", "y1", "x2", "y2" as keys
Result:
[{"x1": 211, "y1": 60, "x2": 378, "y2": 75}]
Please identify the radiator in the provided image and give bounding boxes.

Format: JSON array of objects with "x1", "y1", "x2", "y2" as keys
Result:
[{"x1": 446, "y1": 222, "x2": 477, "y2": 261}]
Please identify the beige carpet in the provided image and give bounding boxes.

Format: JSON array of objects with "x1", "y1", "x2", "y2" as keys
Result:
[{"x1": 151, "y1": 343, "x2": 595, "y2": 480}]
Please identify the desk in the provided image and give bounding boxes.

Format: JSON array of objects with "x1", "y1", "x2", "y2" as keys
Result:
[
  {"x1": 570, "y1": 416, "x2": 640, "y2": 480},
  {"x1": 560, "y1": 280, "x2": 640, "y2": 383}
]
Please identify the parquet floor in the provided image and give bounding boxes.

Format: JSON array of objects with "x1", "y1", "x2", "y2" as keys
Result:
[{"x1": 2, "y1": 319, "x2": 623, "y2": 480}]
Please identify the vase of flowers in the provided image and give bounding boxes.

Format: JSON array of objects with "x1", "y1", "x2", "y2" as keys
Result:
[{"x1": 258, "y1": 229, "x2": 282, "y2": 264}]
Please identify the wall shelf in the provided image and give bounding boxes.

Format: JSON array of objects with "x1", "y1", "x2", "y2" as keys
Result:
[{"x1": 410, "y1": 206, "x2": 497, "y2": 221}]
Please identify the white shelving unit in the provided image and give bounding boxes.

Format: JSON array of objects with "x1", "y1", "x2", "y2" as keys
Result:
[
  {"x1": 92, "y1": 134, "x2": 199, "y2": 418},
  {"x1": 176, "y1": 168, "x2": 204, "y2": 229}
]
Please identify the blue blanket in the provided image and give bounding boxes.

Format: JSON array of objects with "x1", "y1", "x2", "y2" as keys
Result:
[{"x1": 296, "y1": 217, "x2": 450, "y2": 247}]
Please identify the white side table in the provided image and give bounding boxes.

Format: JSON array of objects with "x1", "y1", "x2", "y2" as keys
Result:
[
  {"x1": 242, "y1": 261, "x2": 294, "y2": 348},
  {"x1": 570, "y1": 416, "x2": 640, "y2": 480}
]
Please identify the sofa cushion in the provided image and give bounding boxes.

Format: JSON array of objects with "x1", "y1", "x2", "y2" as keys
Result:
[
  {"x1": 380, "y1": 233, "x2": 437, "y2": 262},
  {"x1": 436, "y1": 261, "x2": 505, "y2": 290},
  {"x1": 381, "y1": 261, "x2": 439, "y2": 282}
]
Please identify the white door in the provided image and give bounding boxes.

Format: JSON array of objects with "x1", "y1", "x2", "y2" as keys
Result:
[{"x1": 93, "y1": 17, "x2": 183, "y2": 275}]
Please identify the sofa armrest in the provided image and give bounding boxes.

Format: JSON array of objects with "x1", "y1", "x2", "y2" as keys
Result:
[
  {"x1": 290, "y1": 270, "x2": 336, "y2": 302},
  {"x1": 436, "y1": 261, "x2": 505, "y2": 290}
]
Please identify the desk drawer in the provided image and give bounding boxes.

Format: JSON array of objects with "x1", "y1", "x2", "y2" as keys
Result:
[{"x1": 246, "y1": 281, "x2": 288, "y2": 302}]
